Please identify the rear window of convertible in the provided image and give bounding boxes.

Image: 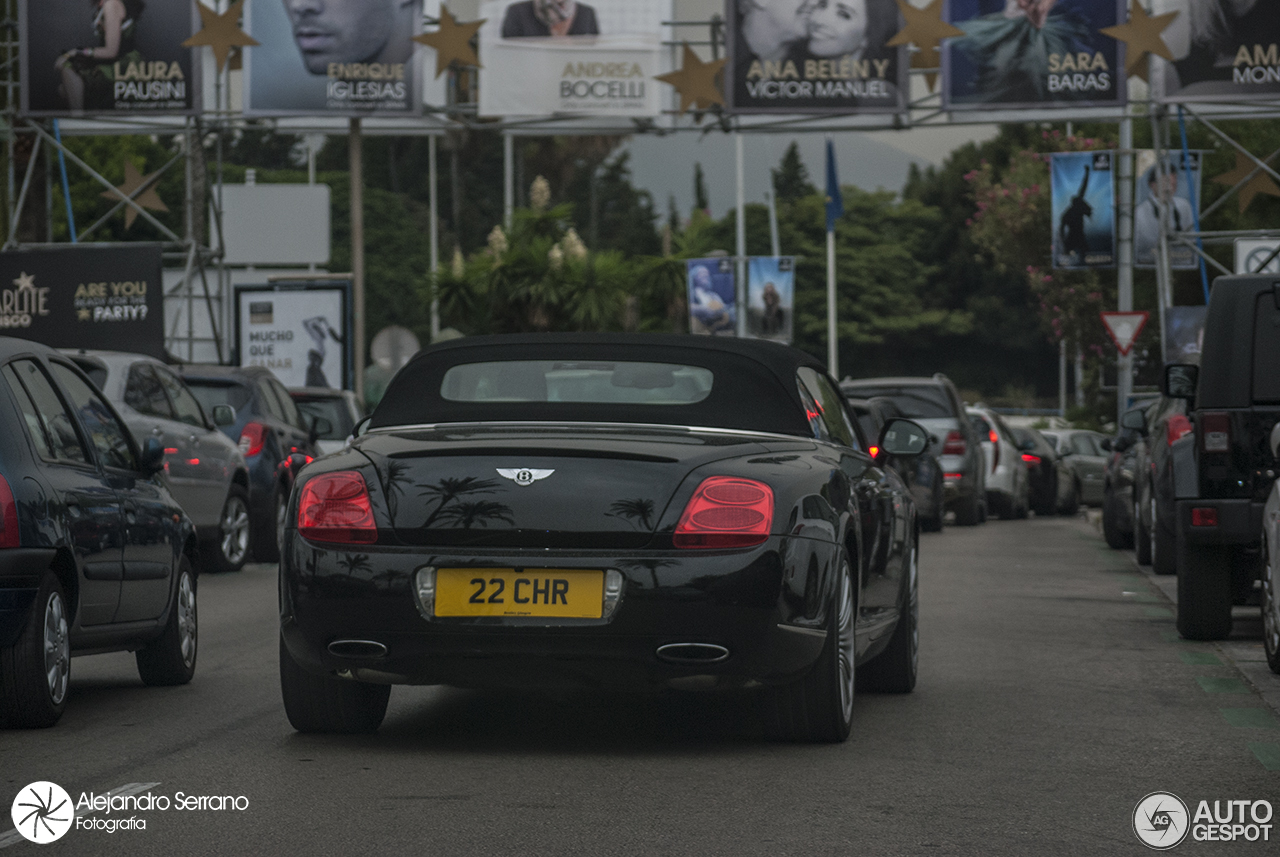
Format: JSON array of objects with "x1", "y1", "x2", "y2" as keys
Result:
[{"x1": 441, "y1": 361, "x2": 713, "y2": 405}]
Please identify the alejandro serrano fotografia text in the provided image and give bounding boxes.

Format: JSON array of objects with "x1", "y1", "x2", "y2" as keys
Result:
[{"x1": 77, "y1": 791, "x2": 250, "y2": 813}]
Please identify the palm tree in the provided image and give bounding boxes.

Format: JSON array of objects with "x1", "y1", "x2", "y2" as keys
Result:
[
  {"x1": 607, "y1": 498, "x2": 655, "y2": 531},
  {"x1": 437, "y1": 500, "x2": 515, "y2": 529},
  {"x1": 384, "y1": 460, "x2": 411, "y2": 521},
  {"x1": 417, "y1": 476, "x2": 502, "y2": 528}
]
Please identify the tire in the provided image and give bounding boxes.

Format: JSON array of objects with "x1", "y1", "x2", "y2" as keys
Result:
[
  {"x1": 1263, "y1": 532, "x2": 1280, "y2": 674},
  {"x1": 279, "y1": 633, "x2": 390, "y2": 734},
  {"x1": 1151, "y1": 497, "x2": 1176, "y2": 576},
  {"x1": 858, "y1": 542, "x2": 918, "y2": 694},
  {"x1": 954, "y1": 491, "x2": 981, "y2": 526},
  {"x1": 206, "y1": 486, "x2": 251, "y2": 573},
  {"x1": 1058, "y1": 479, "x2": 1080, "y2": 516},
  {"x1": 1134, "y1": 494, "x2": 1152, "y2": 565},
  {"x1": 136, "y1": 557, "x2": 198, "y2": 686},
  {"x1": 760, "y1": 551, "x2": 855, "y2": 743},
  {"x1": 1033, "y1": 476, "x2": 1057, "y2": 517},
  {"x1": 1177, "y1": 542, "x2": 1233, "y2": 641},
  {"x1": 253, "y1": 484, "x2": 286, "y2": 564},
  {"x1": 1102, "y1": 490, "x2": 1131, "y2": 549},
  {"x1": 0, "y1": 572, "x2": 70, "y2": 728},
  {"x1": 921, "y1": 509, "x2": 943, "y2": 533}
]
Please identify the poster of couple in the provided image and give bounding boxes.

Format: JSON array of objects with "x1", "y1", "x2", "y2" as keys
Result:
[{"x1": 727, "y1": 0, "x2": 907, "y2": 113}]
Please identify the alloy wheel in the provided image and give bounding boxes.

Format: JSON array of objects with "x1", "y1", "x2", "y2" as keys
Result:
[
  {"x1": 220, "y1": 495, "x2": 251, "y2": 566},
  {"x1": 43, "y1": 590, "x2": 70, "y2": 705},
  {"x1": 177, "y1": 572, "x2": 197, "y2": 669},
  {"x1": 836, "y1": 561, "x2": 855, "y2": 722}
]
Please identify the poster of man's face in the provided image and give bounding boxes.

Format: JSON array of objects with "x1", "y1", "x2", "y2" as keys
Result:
[
  {"x1": 687, "y1": 258, "x2": 737, "y2": 336},
  {"x1": 244, "y1": 0, "x2": 421, "y2": 115},
  {"x1": 1152, "y1": 0, "x2": 1280, "y2": 101},
  {"x1": 726, "y1": 0, "x2": 906, "y2": 113},
  {"x1": 1134, "y1": 150, "x2": 1201, "y2": 270},
  {"x1": 746, "y1": 257, "x2": 794, "y2": 342},
  {"x1": 1050, "y1": 151, "x2": 1115, "y2": 270},
  {"x1": 20, "y1": 0, "x2": 199, "y2": 115}
]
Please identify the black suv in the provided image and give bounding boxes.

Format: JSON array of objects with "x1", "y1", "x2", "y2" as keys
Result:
[{"x1": 1165, "y1": 275, "x2": 1280, "y2": 640}]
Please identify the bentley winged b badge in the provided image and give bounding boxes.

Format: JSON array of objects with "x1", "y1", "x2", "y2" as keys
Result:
[{"x1": 496, "y1": 468, "x2": 554, "y2": 487}]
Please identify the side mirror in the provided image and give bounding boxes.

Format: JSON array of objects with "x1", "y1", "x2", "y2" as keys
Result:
[
  {"x1": 308, "y1": 415, "x2": 333, "y2": 444},
  {"x1": 879, "y1": 418, "x2": 929, "y2": 458},
  {"x1": 211, "y1": 404, "x2": 236, "y2": 427},
  {"x1": 1099, "y1": 437, "x2": 1113, "y2": 452},
  {"x1": 140, "y1": 436, "x2": 165, "y2": 474},
  {"x1": 1165, "y1": 363, "x2": 1198, "y2": 400},
  {"x1": 1120, "y1": 408, "x2": 1148, "y2": 434}
]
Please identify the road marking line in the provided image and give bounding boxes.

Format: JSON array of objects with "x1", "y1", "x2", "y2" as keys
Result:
[
  {"x1": 1221, "y1": 708, "x2": 1280, "y2": 729},
  {"x1": 1180, "y1": 651, "x2": 1223, "y2": 666},
  {"x1": 1197, "y1": 676, "x2": 1251, "y2": 694},
  {"x1": 0, "y1": 782, "x2": 161, "y2": 849},
  {"x1": 1248, "y1": 742, "x2": 1280, "y2": 770}
]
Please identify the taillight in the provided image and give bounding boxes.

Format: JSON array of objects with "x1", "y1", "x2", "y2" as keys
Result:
[
  {"x1": 1200, "y1": 412, "x2": 1229, "y2": 453},
  {"x1": 1022, "y1": 454, "x2": 1041, "y2": 466},
  {"x1": 674, "y1": 476, "x2": 774, "y2": 549},
  {"x1": 942, "y1": 430, "x2": 966, "y2": 456},
  {"x1": 1166, "y1": 414, "x2": 1193, "y2": 448},
  {"x1": 0, "y1": 475, "x2": 18, "y2": 549},
  {"x1": 868, "y1": 445, "x2": 880, "y2": 458},
  {"x1": 989, "y1": 429, "x2": 999, "y2": 444},
  {"x1": 1191, "y1": 507, "x2": 1218, "y2": 527},
  {"x1": 239, "y1": 421, "x2": 267, "y2": 457},
  {"x1": 297, "y1": 471, "x2": 377, "y2": 544}
]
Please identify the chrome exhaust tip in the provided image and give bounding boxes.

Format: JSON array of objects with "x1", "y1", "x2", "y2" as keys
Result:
[
  {"x1": 327, "y1": 639, "x2": 388, "y2": 658},
  {"x1": 656, "y1": 643, "x2": 730, "y2": 664}
]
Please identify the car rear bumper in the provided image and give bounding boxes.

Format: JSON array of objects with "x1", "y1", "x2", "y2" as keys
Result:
[
  {"x1": 280, "y1": 534, "x2": 834, "y2": 691},
  {"x1": 1176, "y1": 498, "x2": 1264, "y2": 547}
]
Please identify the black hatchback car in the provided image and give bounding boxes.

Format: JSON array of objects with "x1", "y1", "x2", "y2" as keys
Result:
[
  {"x1": 0, "y1": 339, "x2": 198, "y2": 728},
  {"x1": 177, "y1": 365, "x2": 322, "y2": 562}
]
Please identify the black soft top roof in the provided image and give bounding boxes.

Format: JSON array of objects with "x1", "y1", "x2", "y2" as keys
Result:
[{"x1": 371, "y1": 333, "x2": 825, "y2": 436}]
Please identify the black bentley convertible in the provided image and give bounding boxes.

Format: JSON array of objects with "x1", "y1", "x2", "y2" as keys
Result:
[{"x1": 279, "y1": 334, "x2": 925, "y2": 742}]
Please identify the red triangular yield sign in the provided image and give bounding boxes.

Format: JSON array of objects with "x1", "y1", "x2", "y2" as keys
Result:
[{"x1": 1099, "y1": 311, "x2": 1150, "y2": 356}]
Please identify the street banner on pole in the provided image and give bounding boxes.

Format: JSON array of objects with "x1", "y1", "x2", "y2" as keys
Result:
[
  {"x1": 1051, "y1": 151, "x2": 1116, "y2": 269},
  {"x1": 1151, "y1": 0, "x2": 1280, "y2": 102},
  {"x1": 726, "y1": 0, "x2": 906, "y2": 113},
  {"x1": 477, "y1": 0, "x2": 669, "y2": 117},
  {"x1": 745, "y1": 256, "x2": 795, "y2": 343},
  {"x1": 1163, "y1": 305, "x2": 1206, "y2": 365},
  {"x1": 943, "y1": 0, "x2": 1125, "y2": 111},
  {"x1": 1100, "y1": 310, "x2": 1149, "y2": 356},
  {"x1": 687, "y1": 258, "x2": 736, "y2": 336},
  {"x1": 1134, "y1": 150, "x2": 1201, "y2": 269},
  {"x1": 20, "y1": 0, "x2": 200, "y2": 115},
  {"x1": 236, "y1": 282, "x2": 352, "y2": 389},
  {"x1": 244, "y1": 0, "x2": 422, "y2": 115}
]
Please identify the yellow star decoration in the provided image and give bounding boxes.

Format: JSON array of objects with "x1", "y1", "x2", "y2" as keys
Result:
[
  {"x1": 655, "y1": 44, "x2": 726, "y2": 115},
  {"x1": 101, "y1": 160, "x2": 169, "y2": 229},
  {"x1": 414, "y1": 6, "x2": 485, "y2": 78},
  {"x1": 77, "y1": 308, "x2": 92, "y2": 322},
  {"x1": 1212, "y1": 151, "x2": 1280, "y2": 214},
  {"x1": 1099, "y1": 3, "x2": 1177, "y2": 80},
  {"x1": 182, "y1": 0, "x2": 259, "y2": 73},
  {"x1": 13, "y1": 272, "x2": 35, "y2": 290},
  {"x1": 911, "y1": 46, "x2": 942, "y2": 92},
  {"x1": 886, "y1": 0, "x2": 964, "y2": 55}
]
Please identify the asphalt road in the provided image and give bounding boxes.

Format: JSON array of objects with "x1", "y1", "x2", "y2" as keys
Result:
[{"x1": 3, "y1": 514, "x2": 1278, "y2": 855}]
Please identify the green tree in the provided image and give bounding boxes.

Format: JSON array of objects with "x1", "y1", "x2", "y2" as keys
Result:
[
  {"x1": 772, "y1": 142, "x2": 816, "y2": 202},
  {"x1": 693, "y1": 162, "x2": 709, "y2": 214}
]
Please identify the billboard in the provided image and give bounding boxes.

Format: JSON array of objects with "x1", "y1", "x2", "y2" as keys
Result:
[
  {"x1": 1235, "y1": 238, "x2": 1280, "y2": 274},
  {"x1": 1164, "y1": 305, "x2": 1207, "y2": 366},
  {"x1": 1050, "y1": 151, "x2": 1115, "y2": 269},
  {"x1": 687, "y1": 257, "x2": 736, "y2": 336},
  {"x1": 20, "y1": 0, "x2": 198, "y2": 115},
  {"x1": 745, "y1": 256, "x2": 794, "y2": 342},
  {"x1": 1134, "y1": 150, "x2": 1202, "y2": 270},
  {"x1": 1152, "y1": 0, "x2": 1280, "y2": 102},
  {"x1": 236, "y1": 283, "x2": 351, "y2": 389},
  {"x1": 726, "y1": 0, "x2": 906, "y2": 113},
  {"x1": 0, "y1": 246, "x2": 165, "y2": 358},
  {"x1": 943, "y1": 0, "x2": 1125, "y2": 110},
  {"x1": 244, "y1": 0, "x2": 422, "y2": 115},
  {"x1": 477, "y1": 0, "x2": 668, "y2": 117}
]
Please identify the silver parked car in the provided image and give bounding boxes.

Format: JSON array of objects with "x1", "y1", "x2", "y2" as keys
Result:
[
  {"x1": 288, "y1": 386, "x2": 364, "y2": 456},
  {"x1": 1040, "y1": 429, "x2": 1110, "y2": 507},
  {"x1": 67, "y1": 351, "x2": 253, "y2": 572}
]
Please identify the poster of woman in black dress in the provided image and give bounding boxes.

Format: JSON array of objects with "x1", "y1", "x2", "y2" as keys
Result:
[{"x1": 21, "y1": 0, "x2": 197, "y2": 115}]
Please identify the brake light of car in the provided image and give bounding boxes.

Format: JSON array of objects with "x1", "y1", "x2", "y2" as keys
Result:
[
  {"x1": 674, "y1": 476, "x2": 774, "y2": 549},
  {"x1": 0, "y1": 475, "x2": 18, "y2": 549},
  {"x1": 1021, "y1": 454, "x2": 1041, "y2": 466},
  {"x1": 239, "y1": 422, "x2": 267, "y2": 457},
  {"x1": 297, "y1": 471, "x2": 377, "y2": 544},
  {"x1": 942, "y1": 431, "x2": 966, "y2": 456},
  {"x1": 989, "y1": 429, "x2": 999, "y2": 444},
  {"x1": 868, "y1": 445, "x2": 880, "y2": 458},
  {"x1": 1200, "y1": 412, "x2": 1230, "y2": 453},
  {"x1": 1166, "y1": 414, "x2": 1193, "y2": 448},
  {"x1": 944, "y1": 473, "x2": 964, "y2": 481},
  {"x1": 1191, "y1": 507, "x2": 1218, "y2": 527}
]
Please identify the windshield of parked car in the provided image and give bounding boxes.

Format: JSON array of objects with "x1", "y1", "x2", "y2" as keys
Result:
[
  {"x1": 184, "y1": 380, "x2": 252, "y2": 416},
  {"x1": 295, "y1": 397, "x2": 355, "y2": 439},
  {"x1": 845, "y1": 385, "x2": 952, "y2": 419}
]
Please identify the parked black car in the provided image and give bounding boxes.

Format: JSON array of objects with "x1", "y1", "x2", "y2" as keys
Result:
[
  {"x1": 846, "y1": 396, "x2": 945, "y2": 532},
  {"x1": 1099, "y1": 406, "x2": 1148, "y2": 550},
  {"x1": 1165, "y1": 274, "x2": 1280, "y2": 640},
  {"x1": 1010, "y1": 426, "x2": 1076, "y2": 517},
  {"x1": 281, "y1": 334, "x2": 927, "y2": 741},
  {"x1": 841, "y1": 374, "x2": 986, "y2": 525},
  {"x1": 0, "y1": 339, "x2": 198, "y2": 728},
  {"x1": 1127, "y1": 395, "x2": 1191, "y2": 575},
  {"x1": 177, "y1": 365, "x2": 323, "y2": 563}
]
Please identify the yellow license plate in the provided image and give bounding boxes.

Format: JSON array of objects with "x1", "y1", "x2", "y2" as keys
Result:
[{"x1": 434, "y1": 568, "x2": 604, "y2": 618}]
